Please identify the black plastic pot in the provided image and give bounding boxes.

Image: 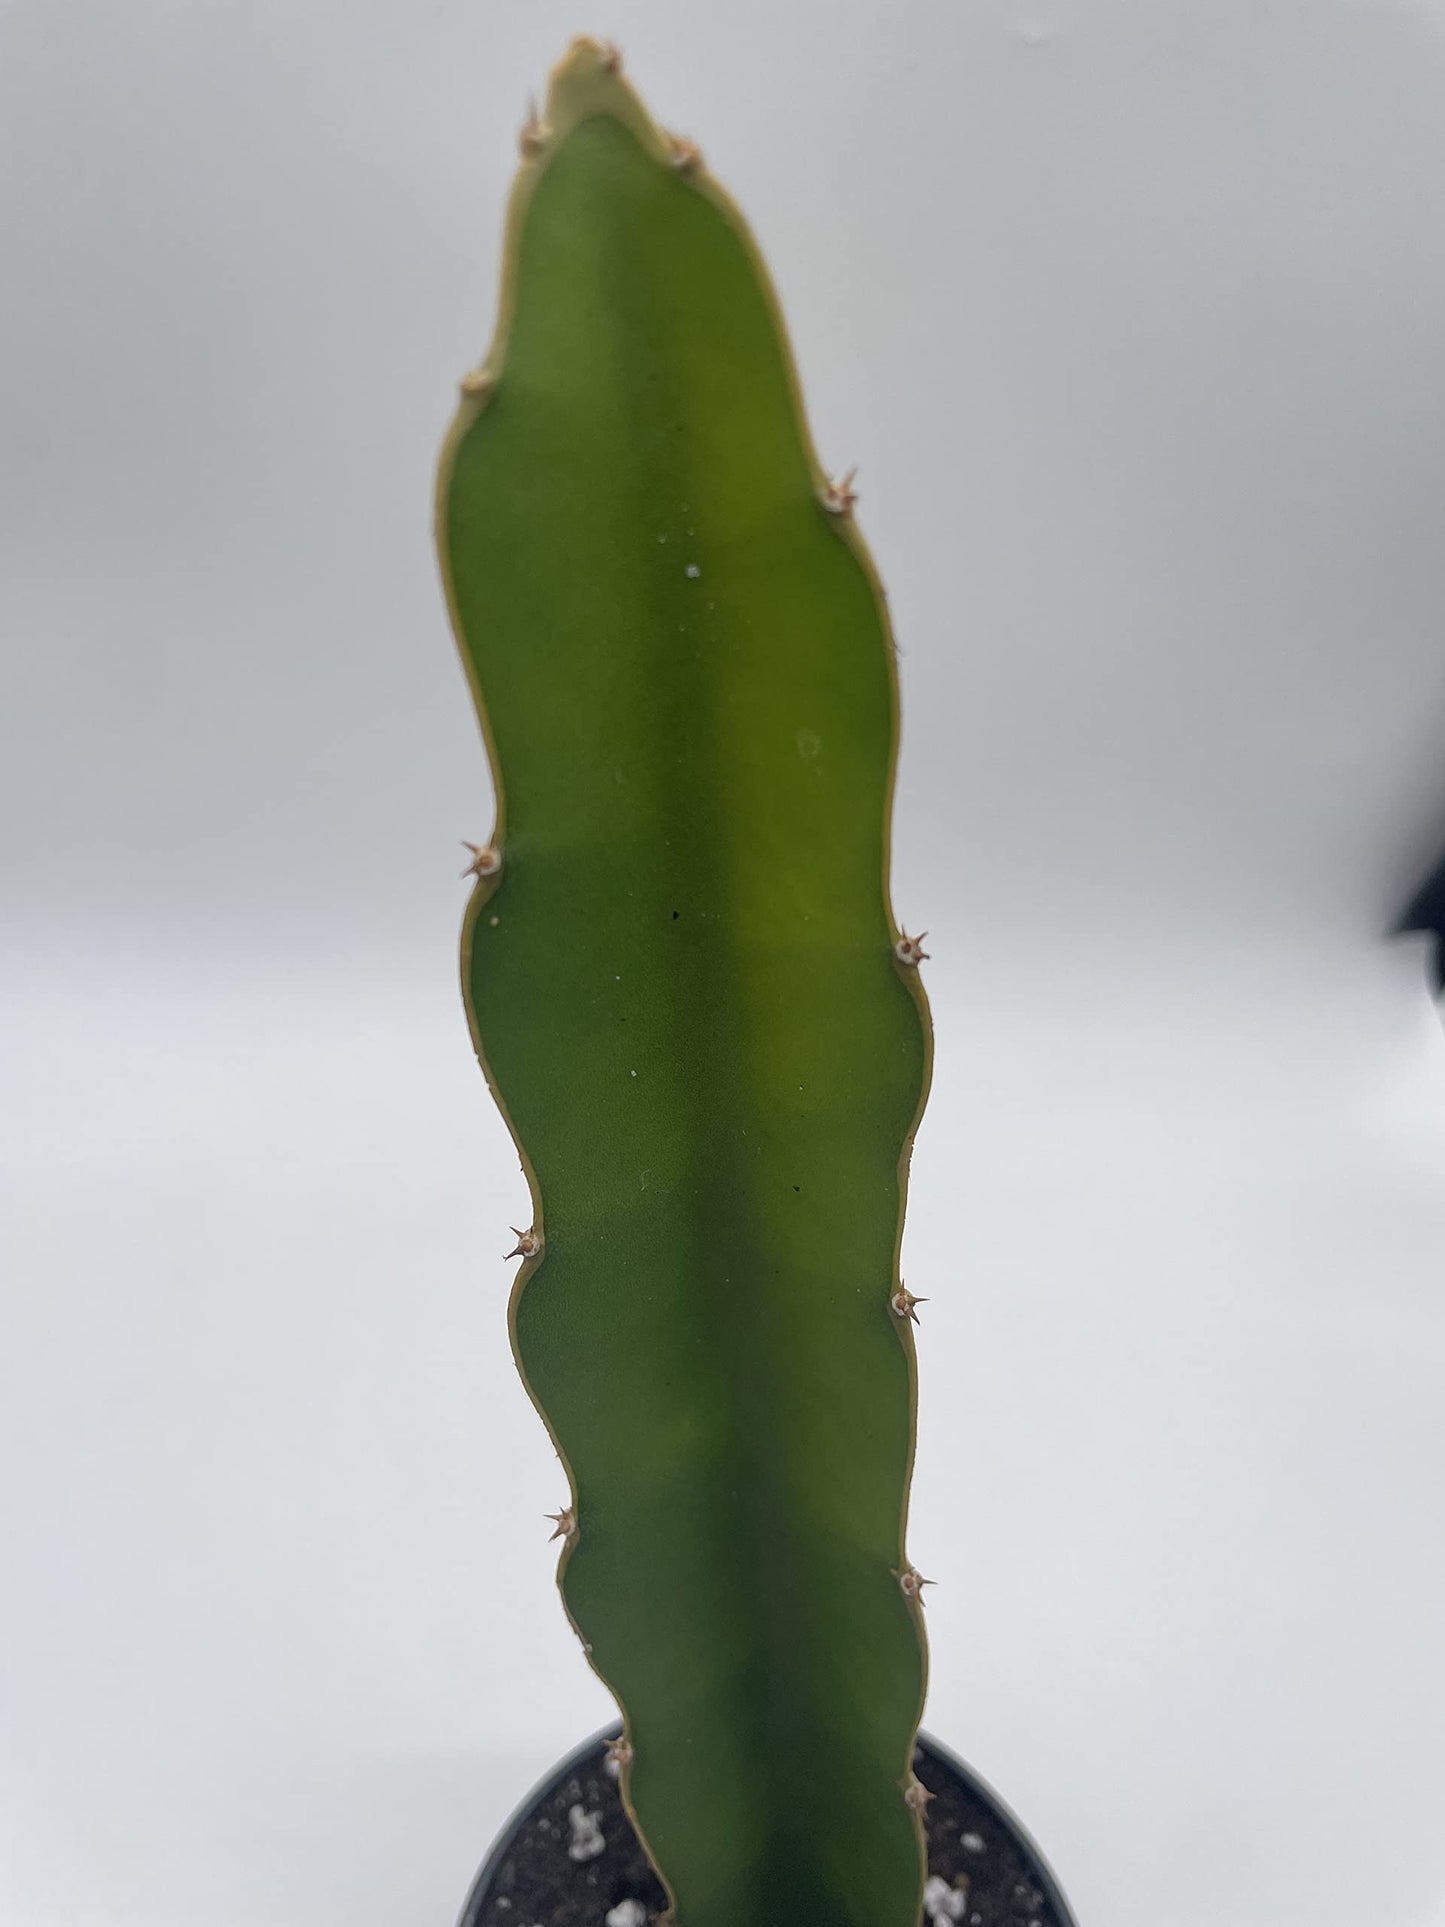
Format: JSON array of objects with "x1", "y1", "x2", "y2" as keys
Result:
[{"x1": 456, "y1": 1724, "x2": 1077, "y2": 1927}]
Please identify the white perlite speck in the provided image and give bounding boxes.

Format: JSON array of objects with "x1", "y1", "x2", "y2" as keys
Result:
[
  {"x1": 960, "y1": 1831, "x2": 985, "y2": 1853},
  {"x1": 606, "y1": 1903, "x2": 649, "y2": 1927},
  {"x1": 566, "y1": 1804, "x2": 605, "y2": 1862},
  {"x1": 922, "y1": 1875, "x2": 968, "y2": 1923}
]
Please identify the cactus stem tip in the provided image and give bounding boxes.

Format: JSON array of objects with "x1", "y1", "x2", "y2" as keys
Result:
[
  {"x1": 506, "y1": 1225, "x2": 543, "y2": 1261},
  {"x1": 598, "y1": 39, "x2": 622, "y2": 74}
]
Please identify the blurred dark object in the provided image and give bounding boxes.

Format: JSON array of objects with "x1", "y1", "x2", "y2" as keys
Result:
[{"x1": 1394, "y1": 845, "x2": 1445, "y2": 994}]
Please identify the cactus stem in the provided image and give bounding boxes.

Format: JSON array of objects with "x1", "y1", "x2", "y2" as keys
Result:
[
  {"x1": 903, "y1": 1777, "x2": 936, "y2": 1814},
  {"x1": 546, "y1": 1505, "x2": 578, "y2": 1543},
  {"x1": 458, "y1": 368, "x2": 493, "y2": 399},
  {"x1": 519, "y1": 96, "x2": 548, "y2": 159},
  {"x1": 893, "y1": 930, "x2": 929, "y2": 968},
  {"x1": 439, "y1": 47, "x2": 935, "y2": 1921},
  {"x1": 890, "y1": 1288, "x2": 927, "y2": 1325},
  {"x1": 461, "y1": 839, "x2": 503, "y2": 879},
  {"x1": 893, "y1": 1565, "x2": 935, "y2": 1603},
  {"x1": 822, "y1": 467, "x2": 859, "y2": 516}
]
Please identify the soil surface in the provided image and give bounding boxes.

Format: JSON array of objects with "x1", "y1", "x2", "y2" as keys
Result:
[{"x1": 458, "y1": 1729, "x2": 1073, "y2": 1927}]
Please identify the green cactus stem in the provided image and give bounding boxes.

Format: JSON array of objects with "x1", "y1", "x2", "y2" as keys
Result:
[{"x1": 436, "y1": 39, "x2": 933, "y2": 1927}]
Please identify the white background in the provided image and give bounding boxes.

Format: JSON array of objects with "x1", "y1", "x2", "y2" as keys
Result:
[{"x1": 4, "y1": 3, "x2": 1445, "y2": 1924}]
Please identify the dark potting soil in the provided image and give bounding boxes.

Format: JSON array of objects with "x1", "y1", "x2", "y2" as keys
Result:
[{"x1": 459, "y1": 1727, "x2": 1073, "y2": 1927}]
